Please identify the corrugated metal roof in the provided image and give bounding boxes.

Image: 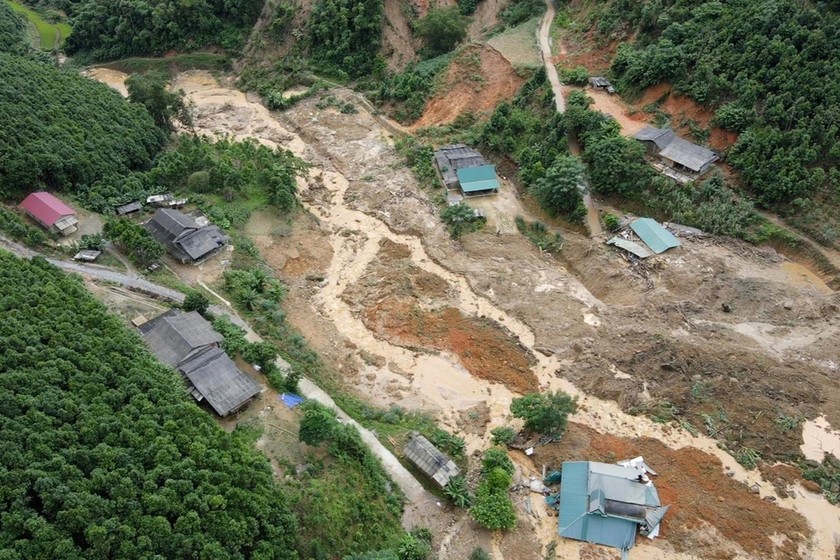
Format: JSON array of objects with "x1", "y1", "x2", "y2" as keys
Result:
[
  {"x1": 20, "y1": 192, "x2": 75, "y2": 228},
  {"x1": 630, "y1": 218, "x2": 681, "y2": 254},
  {"x1": 457, "y1": 165, "x2": 499, "y2": 193},
  {"x1": 558, "y1": 461, "x2": 667, "y2": 553},
  {"x1": 116, "y1": 201, "x2": 142, "y2": 215},
  {"x1": 403, "y1": 433, "x2": 460, "y2": 487},
  {"x1": 140, "y1": 310, "x2": 223, "y2": 366},
  {"x1": 145, "y1": 209, "x2": 229, "y2": 262},
  {"x1": 658, "y1": 136, "x2": 718, "y2": 172},
  {"x1": 607, "y1": 236, "x2": 653, "y2": 259}
]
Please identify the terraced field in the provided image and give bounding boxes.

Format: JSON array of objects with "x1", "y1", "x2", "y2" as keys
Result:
[{"x1": 6, "y1": 0, "x2": 70, "y2": 50}]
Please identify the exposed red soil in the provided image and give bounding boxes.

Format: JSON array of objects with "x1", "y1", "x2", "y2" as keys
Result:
[
  {"x1": 534, "y1": 423, "x2": 810, "y2": 559},
  {"x1": 411, "y1": 45, "x2": 525, "y2": 129},
  {"x1": 342, "y1": 239, "x2": 538, "y2": 393}
]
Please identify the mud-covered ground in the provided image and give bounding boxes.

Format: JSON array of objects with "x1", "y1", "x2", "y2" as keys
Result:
[{"x1": 87, "y1": 68, "x2": 840, "y2": 559}]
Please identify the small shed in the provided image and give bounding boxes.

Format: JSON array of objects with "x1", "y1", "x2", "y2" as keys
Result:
[
  {"x1": 73, "y1": 249, "x2": 101, "y2": 262},
  {"x1": 116, "y1": 201, "x2": 142, "y2": 216},
  {"x1": 456, "y1": 165, "x2": 500, "y2": 196},
  {"x1": 589, "y1": 76, "x2": 615, "y2": 94},
  {"x1": 629, "y1": 218, "x2": 681, "y2": 254},
  {"x1": 404, "y1": 432, "x2": 460, "y2": 487},
  {"x1": 20, "y1": 192, "x2": 78, "y2": 236}
]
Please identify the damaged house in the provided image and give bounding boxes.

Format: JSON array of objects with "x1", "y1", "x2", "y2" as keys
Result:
[{"x1": 145, "y1": 208, "x2": 229, "y2": 264}]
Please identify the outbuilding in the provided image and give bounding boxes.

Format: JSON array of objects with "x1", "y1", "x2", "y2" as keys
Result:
[
  {"x1": 403, "y1": 432, "x2": 460, "y2": 487},
  {"x1": 115, "y1": 201, "x2": 142, "y2": 216},
  {"x1": 20, "y1": 192, "x2": 78, "y2": 236}
]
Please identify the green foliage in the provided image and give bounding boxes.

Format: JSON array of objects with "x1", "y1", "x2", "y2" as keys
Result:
[
  {"x1": 582, "y1": 134, "x2": 651, "y2": 198},
  {"x1": 396, "y1": 531, "x2": 430, "y2": 560},
  {"x1": 481, "y1": 448, "x2": 514, "y2": 476},
  {"x1": 0, "y1": 53, "x2": 165, "y2": 199},
  {"x1": 0, "y1": 207, "x2": 48, "y2": 245},
  {"x1": 416, "y1": 7, "x2": 468, "y2": 57},
  {"x1": 440, "y1": 203, "x2": 486, "y2": 239},
  {"x1": 801, "y1": 453, "x2": 840, "y2": 505},
  {"x1": 559, "y1": 66, "x2": 589, "y2": 86},
  {"x1": 126, "y1": 71, "x2": 191, "y2": 131},
  {"x1": 0, "y1": 2, "x2": 28, "y2": 54},
  {"x1": 7, "y1": 0, "x2": 71, "y2": 51},
  {"x1": 308, "y1": 0, "x2": 384, "y2": 77},
  {"x1": 490, "y1": 426, "x2": 516, "y2": 446},
  {"x1": 79, "y1": 135, "x2": 304, "y2": 215},
  {"x1": 775, "y1": 414, "x2": 803, "y2": 434},
  {"x1": 457, "y1": 0, "x2": 478, "y2": 16},
  {"x1": 376, "y1": 54, "x2": 451, "y2": 123},
  {"x1": 65, "y1": 0, "x2": 261, "y2": 59},
  {"x1": 395, "y1": 136, "x2": 440, "y2": 188},
  {"x1": 650, "y1": 174, "x2": 760, "y2": 238},
  {"x1": 78, "y1": 233, "x2": 105, "y2": 251},
  {"x1": 470, "y1": 467, "x2": 516, "y2": 531},
  {"x1": 470, "y1": 548, "x2": 491, "y2": 560},
  {"x1": 514, "y1": 216, "x2": 564, "y2": 254},
  {"x1": 510, "y1": 391, "x2": 576, "y2": 438},
  {"x1": 607, "y1": 0, "x2": 840, "y2": 208},
  {"x1": 0, "y1": 253, "x2": 299, "y2": 559},
  {"x1": 443, "y1": 476, "x2": 472, "y2": 508},
  {"x1": 102, "y1": 218, "x2": 164, "y2": 266},
  {"x1": 224, "y1": 268, "x2": 286, "y2": 310},
  {"x1": 499, "y1": 0, "x2": 543, "y2": 28},
  {"x1": 299, "y1": 401, "x2": 340, "y2": 447},
  {"x1": 602, "y1": 212, "x2": 620, "y2": 232},
  {"x1": 182, "y1": 290, "x2": 210, "y2": 315},
  {"x1": 531, "y1": 154, "x2": 586, "y2": 221},
  {"x1": 734, "y1": 446, "x2": 761, "y2": 470}
]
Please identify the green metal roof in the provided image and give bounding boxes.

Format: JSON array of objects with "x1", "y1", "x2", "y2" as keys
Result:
[
  {"x1": 456, "y1": 165, "x2": 499, "y2": 193},
  {"x1": 630, "y1": 218, "x2": 681, "y2": 254},
  {"x1": 557, "y1": 461, "x2": 670, "y2": 554}
]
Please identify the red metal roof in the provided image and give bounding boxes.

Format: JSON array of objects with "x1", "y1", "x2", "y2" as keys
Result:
[{"x1": 20, "y1": 192, "x2": 75, "y2": 227}]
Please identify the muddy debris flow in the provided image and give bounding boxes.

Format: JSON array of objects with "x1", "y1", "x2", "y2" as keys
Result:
[{"x1": 85, "y1": 68, "x2": 840, "y2": 560}]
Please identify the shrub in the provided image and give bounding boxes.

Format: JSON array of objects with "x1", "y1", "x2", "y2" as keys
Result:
[
  {"x1": 559, "y1": 66, "x2": 589, "y2": 86},
  {"x1": 443, "y1": 476, "x2": 473, "y2": 508},
  {"x1": 440, "y1": 203, "x2": 485, "y2": 239},
  {"x1": 299, "y1": 401, "x2": 338, "y2": 447},
  {"x1": 182, "y1": 290, "x2": 210, "y2": 315},
  {"x1": 470, "y1": 548, "x2": 491, "y2": 560},
  {"x1": 397, "y1": 530, "x2": 431, "y2": 560},
  {"x1": 470, "y1": 467, "x2": 516, "y2": 531},
  {"x1": 510, "y1": 391, "x2": 577, "y2": 438},
  {"x1": 481, "y1": 448, "x2": 514, "y2": 476},
  {"x1": 416, "y1": 7, "x2": 469, "y2": 57},
  {"x1": 490, "y1": 426, "x2": 516, "y2": 446},
  {"x1": 602, "y1": 212, "x2": 621, "y2": 231}
]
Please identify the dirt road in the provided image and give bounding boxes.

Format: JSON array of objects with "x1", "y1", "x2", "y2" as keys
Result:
[{"x1": 537, "y1": 0, "x2": 564, "y2": 113}]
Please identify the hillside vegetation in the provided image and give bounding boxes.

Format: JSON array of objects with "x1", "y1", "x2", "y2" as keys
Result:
[
  {"x1": 0, "y1": 253, "x2": 299, "y2": 559},
  {"x1": 0, "y1": 2, "x2": 28, "y2": 53},
  {"x1": 598, "y1": 0, "x2": 840, "y2": 245},
  {"x1": 0, "y1": 53, "x2": 165, "y2": 199}
]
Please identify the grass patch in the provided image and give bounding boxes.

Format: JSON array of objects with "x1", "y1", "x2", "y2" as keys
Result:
[
  {"x1": 6, "y1": 0, "x2": 70, "y2": 50},
  {"x1": 514, "y1": 216, "x2": 564, "y2": 255}
]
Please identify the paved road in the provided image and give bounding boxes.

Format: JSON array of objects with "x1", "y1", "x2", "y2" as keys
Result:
[{"x1": 538, "y1": 0, "x2": 565, "y2": 113}]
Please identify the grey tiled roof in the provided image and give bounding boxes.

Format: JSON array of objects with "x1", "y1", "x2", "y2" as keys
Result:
[
  {"x1": 145, "y1": 209, "x2": 229, "y2": 262},
  {"x1": 179, "y1": 347, "x2": 262, "y2": 416},
  {"x1": 404, "y1": 433, "x2": 460, "y2": 487},
  {"x1": 140, "y1": 310, "x2": 223, "y2": 366}
]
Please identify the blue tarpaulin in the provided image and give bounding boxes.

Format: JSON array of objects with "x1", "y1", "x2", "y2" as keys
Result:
[{"x1": 280, "y1": 393, "x2": 305, "y2": 407}]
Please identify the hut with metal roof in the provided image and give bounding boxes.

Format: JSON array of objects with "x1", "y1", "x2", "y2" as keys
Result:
[
  {"x1": 145, "y1": 208, "x2": 229, "y2": 264},
  {"x1": 115, "y1": 201, "x2": 142, "y2": 216},
  {"x1": 20, "y1": 192, "x2": 78, "y2": 236},
  {"x1": 403, "y1": 432, "x2": 460, "y2": 487},
  {"x1": 556, "y1": 461, "x2": 670, "y2": 559},
  {"x1": 634, "y1": 126, "x2": 718, "y2": 176},
  {"x1": 433, "y1": 144, "x2": 500, "y2": 196},
  {"x1": 139, "y1": 310, "x2": 261, "y2": 416},
  {"x1": 629, "y1": 218, "x2": 681, "y2": 254}
]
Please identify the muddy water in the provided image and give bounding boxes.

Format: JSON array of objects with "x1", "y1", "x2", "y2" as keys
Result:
[
  {"x1": 781, "y1": 261, "x2": 833, "y2": 294},
  {"x1": 85, "y1": 68, "x2": 840, "y2": 559}
]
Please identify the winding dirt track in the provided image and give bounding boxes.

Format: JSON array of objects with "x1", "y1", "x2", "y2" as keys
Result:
[{"x1": 537, "y1": 0, "x2": 564, "y2": 113}]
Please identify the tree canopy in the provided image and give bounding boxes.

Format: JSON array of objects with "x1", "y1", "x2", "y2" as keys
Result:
[
  {"x1": 126, "y1": 71, "x2": 191, "y2": 131},
  {"x1": 0, "y1": 53, "x2": 165, "y2": 199},
  {"x1": 0, "y1": 252, "x2": 298, "y2": 558},
  {"x1": 605, "y1": 0, "x2": 840, "y2": 207},
  {"x1": 308, "y1": 0, "x2": 384, "y2": 77},
  {"x1": 510, "y1": 391, "x2": 577, "y2": 438},
  {"x1": 65, "y1": 0, "x2": 263, "y2": 59},
  {"x1": 0, "y1": 3, "x2": 28, "y2": 54},
  {"x1": 415, "y1": 7, "x2": 469, "y2": 57}
]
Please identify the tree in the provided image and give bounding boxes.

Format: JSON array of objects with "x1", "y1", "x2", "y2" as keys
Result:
[
  {"x1": 490, "y1": 426, "x2": 516, "y2": 446},
  {"x1": 470, "y1": 467, "x2": 516, "y2": 531},
  {"x1": 582, "y1": 135, "x2": 651, "y2": 198},
  {"x1": 396, "y1": 532, "x2": 430, "y2": 560},
  {"x1": 510, "y1": 391, "x2": 577, "y2": 438},
  {"x1": 182, "y1": 291, "x2": 210, "y2": 315},
  {"x1": 531, "y1": 155, "x2": 586, "y2": 218},
  {"x1": 440, "y1": 203, "x2": 484, "y2": 239},
  {"x1": 126, "y1": 72, "x2": 191, "y2": 131},
  {"x1": 416, "y1": 8, "x2": 469, "y2": 57},
  {"x1": 298, "y1": 401, "x2": 338, "y2": 447},
  {"x1": 481, "y1": 448, "x2": 514, "y2": 476}
]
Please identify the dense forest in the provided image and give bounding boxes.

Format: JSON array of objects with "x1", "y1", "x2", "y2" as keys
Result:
[
  {"x1": 50, "y1": 0, "x2": 264, "y2": 59},
  {"x1": 602, "y1": 0, "x2": 840, "y2": 214},
  {"x1": 0, "y1": 3, "x2": 27, "y2": 54},
  {"x1": 0, "y1": 253, "x2": 299, "y2": 558},
  {"x1": 308, "y1": 0, "x2": 384, "y2": 77},
  {"x1": 0, "y1": 54, "x2": 165, "y2": 199}
]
